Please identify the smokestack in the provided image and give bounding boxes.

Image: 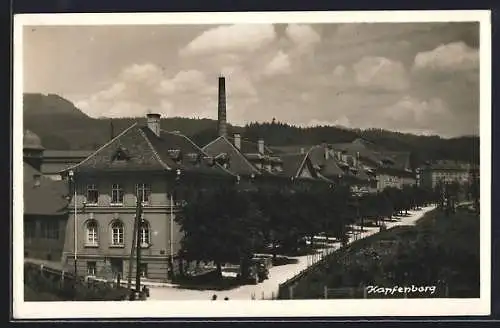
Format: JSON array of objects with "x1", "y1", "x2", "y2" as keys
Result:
[
  {"x1": 234, "y1": 133, "x2": 241, "y2": 150},
  {"x1": 218, "y1": 76, "x2": 227, "y2": 138},
  {"x1": 110, "y1": 120, "x2": 115, "y2": 140},
  {"x1": 258, "y1": 138, "x2": 265, "y2": 154},
  {"x1": 146, "y1": 113, "x2": 161, "y2": 137}
]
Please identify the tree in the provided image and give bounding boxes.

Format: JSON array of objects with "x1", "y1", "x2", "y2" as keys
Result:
[{"x1": 175, "y1": 186, "x2": 266, "y2": 279}]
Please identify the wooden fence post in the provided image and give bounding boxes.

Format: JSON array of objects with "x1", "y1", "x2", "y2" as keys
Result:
[
  {"x1": 289, "y1": 285, "x2": 294, "y2": 299},
  {"x1": 271, "y1": 291, "x2": 275, "y2": 300},
  {"x1": 324, "y1": 285, "x2": 328, "y2": 299},
  {"x1": 261, "y1": 291, "x2": 265, "y2": 300},
  {"x1": 363, "y1": 286, "x2": 367, "y2": 299}
]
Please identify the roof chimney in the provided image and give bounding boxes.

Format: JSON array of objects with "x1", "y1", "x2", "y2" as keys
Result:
[
  {"x1": 218, "y1": 76, "x2": 227, "y2": 138},
  {"x1": 146, "y1": 113, "x2": 161, "y2": 137},
  {"x1": 234, "y1": 133, "x2": 241, "y2": 150},
  {"x1": 324, "y1": 144, "x2": 329, "y2": 160},
  {"x1": 258, "y1": 138, "x2": 265, "y2": 154}
]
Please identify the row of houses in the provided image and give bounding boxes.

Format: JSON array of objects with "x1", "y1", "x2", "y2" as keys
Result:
[{"x1": 22, "y1": 76, "x2": 476, "y2": 282}]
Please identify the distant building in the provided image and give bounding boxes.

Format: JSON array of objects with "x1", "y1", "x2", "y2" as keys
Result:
[
  {"x1": 23, "y1": 130, "x2": 69, "y2": 262},
  {"x1": 60, "y1": 113, "x2": 236, "y2": 281},
  {"x1": 420, "y1": 160, "x2": 475, "y2": 189},
  {"x1": 42, "y1": 150, "x2": 93, "y2": 180},
  {"x1": 330, "y1": 139, "x2": 415, "y2": 192}
]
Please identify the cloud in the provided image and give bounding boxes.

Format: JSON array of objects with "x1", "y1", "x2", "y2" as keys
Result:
[
  {"x1": 119, "y1": 63, "x2": 164, "y2": 84},
  {"x1": 285, "y1": 24, "x2": 321, "y2": 54},
  {"x1": 179, "y1": 24, "x2": 277, "y2": 57},
  {"x1": 156, "y1": 69, "x2": 215, "y2": 96},
  {"x1": 263, "y1": 50, "x2": 292, "y2": 76},
  {"x1": 353, "y1": 56, "x2": 410, "y2": 91},
  {"x1": 220, "y1": 66, "x2": 258, "y2": 96},
  {"x1": 72, "y1": 63, "x2": 220, "y2": 118},
  {"x1": 306, "y1": 116, "x2": 351, "y2": 128},
  {"x1": 413, "y1": 41, "x2": 478, "y2": 72},
  {"x1": 383, "y1": 96, "x2": 450, "y2": 126}
]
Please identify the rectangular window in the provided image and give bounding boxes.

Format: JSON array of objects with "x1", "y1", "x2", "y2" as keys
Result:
[
  {"x1": 86, "y1": 184, "x2": 99, "y2": 204},
  {"x1": 87, "y1": 261, "x2": 97, "y2": 276},
  {"x1": 40, "y1": 220, "x2": 59, "y2": 239},
  {"x1": 24, "y1": 220, "x2": 36, "y2": 239},
  {"x1": 111, "y1": 184, "x2": 124, "y2": 204},
  {"x1": 136, "y1": 183, "x2": 151, "y2": 203},
  {"x1": 139, "y1": 263, "x2": 148, "y2": 278},
  {"x1": 111, "y1": 222, "x2": 124, "y2": 246}
]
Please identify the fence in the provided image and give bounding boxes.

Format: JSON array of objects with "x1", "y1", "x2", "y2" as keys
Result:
[
  {"x1": 24, "y1": 262, "x2": 131, "y2": 301},
  {"x1": 277, "y1": 246, "x2": 339, "y2": 299}
]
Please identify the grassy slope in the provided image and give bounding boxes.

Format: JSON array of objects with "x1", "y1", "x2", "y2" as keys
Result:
[{"x1": 289, "y1": 208, "x2": 479, "y2": 299}]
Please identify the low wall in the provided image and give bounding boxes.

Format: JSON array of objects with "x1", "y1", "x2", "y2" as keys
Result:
[{"x1": 24, "y1": 262, "x2": 131, "y2": 301}]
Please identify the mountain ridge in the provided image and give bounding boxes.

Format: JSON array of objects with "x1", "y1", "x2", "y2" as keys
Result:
[{"x1": 22, "y1": 93, "x2": 479, "y2": 166}]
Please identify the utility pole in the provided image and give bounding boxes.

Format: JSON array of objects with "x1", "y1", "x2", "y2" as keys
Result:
[
  {"x1": 68, "y1": 170, "x2": 78, "y2": 284},
  {"x1": 127, "y1": 193, "x2": 142, "y2": 290},
  {"x1": 135, "y1": 194, "x2": 143, "y2": 294}
]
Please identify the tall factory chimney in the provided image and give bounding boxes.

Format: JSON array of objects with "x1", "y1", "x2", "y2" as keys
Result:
[{"x1": 217, "y1": 75, "x2": 228, "y2": 138}]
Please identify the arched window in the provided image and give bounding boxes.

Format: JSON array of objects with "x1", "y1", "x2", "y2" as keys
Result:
[
  {"x1": 140, "y1": 220, "x2": 150, "y2": 247},
  {"x1": 111, "y1": 220, "x2": 124, "y2": 246},
  {"x1": 86, "y1": 220, "x2": 99, "y2": 246}
]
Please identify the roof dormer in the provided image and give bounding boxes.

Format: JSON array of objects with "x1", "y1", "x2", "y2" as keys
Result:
[
  {"x1": 167, "y1": 149, "x2": 182, "y2": 162},
  {"x1": 112, "y1": 146, "x2": 131, "y2": 162}
]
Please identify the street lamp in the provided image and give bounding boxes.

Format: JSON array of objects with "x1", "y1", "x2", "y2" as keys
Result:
[{"x1": 68, "y1": 170, "x2": 78, "y2": 278}]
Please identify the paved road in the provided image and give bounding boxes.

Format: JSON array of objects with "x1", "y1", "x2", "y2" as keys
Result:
[{"x1": 147, "y1": 206, "x2": 436, "y2": 301}]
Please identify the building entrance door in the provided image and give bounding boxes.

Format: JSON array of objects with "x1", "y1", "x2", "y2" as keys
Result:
[{"x1": 110, "y1": 258, "x2": 123, "y2": 279}]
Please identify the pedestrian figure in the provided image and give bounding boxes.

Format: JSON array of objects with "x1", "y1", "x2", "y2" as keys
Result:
[
  {"x1": 212, "y1": 294, "x2": 217, "y2": 300},
  {"x1": 224, "y1": 297, "x2": 229, "y2": 300}
]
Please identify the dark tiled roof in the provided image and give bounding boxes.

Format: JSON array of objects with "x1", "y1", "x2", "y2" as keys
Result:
[
  {"x1": 269, "y1": 145, "x2": 313, "y2": 155},
  {"x1": 202, "y1": 137, "x2": 260, "y2": 176},
  {"x1": 139, "y1": 127, "x2": 237, "y2": 177},
  {"x1": 330, "y1": 142, "x2": 382, "y2": 165},
  {"x1": 383, "y1": 151, "x2": 412, "y2": 171},
  {"x1": 279, "y1": 153, "x2": 308, "y2": 178},
  {"x1": 43, "y1": 150, "x2": 94, "y2": 159},
  {"x1": 307, "y1": 146, "x2": 344, "y2": 179},
  {"x1": 426, "y1": 160, "x2": 471, "y2": 171},
  {"x1": 66, "y1": 123, "x2": 235, "y2": 178},
  {"x1": 66, "y1": 123, "x2": 169, "y2": 173},
  {"x1": 41, "y1": 162, "x2": 74, "y2": 174},
  {"x1": 227, "y1": 136, "x2": 275, "y2": 155},
  {"x1": 24, "y1": 163, "x2": 68, "y2": 216}
]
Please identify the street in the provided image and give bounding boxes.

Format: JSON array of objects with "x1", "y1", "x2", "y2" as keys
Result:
[{"x1": 147, "y1": 205, "x2": 436, "y2": 301}]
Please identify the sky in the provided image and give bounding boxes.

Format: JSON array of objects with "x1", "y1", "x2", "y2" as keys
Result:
[{"x1": 23, "y1": 22, "x2": 480, "y2": 138}]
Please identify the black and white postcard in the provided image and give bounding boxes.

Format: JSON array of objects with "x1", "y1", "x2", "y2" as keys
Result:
[{"x1": 13, "y1": 10, "x2": 491, "y2": 319}]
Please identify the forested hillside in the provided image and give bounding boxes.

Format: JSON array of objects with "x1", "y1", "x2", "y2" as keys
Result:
[{"x1": 23, "y1": 93, "x2": 479, "y2": 166}]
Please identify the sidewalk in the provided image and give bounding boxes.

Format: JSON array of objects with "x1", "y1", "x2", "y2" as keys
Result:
[{"x1": 147, "y1": 205, "x2": 436, "y2": 300}]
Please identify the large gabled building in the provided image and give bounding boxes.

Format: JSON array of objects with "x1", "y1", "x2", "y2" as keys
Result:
[{"x1": 60, "y1": 114, "x2": 236, "y2": 281}]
